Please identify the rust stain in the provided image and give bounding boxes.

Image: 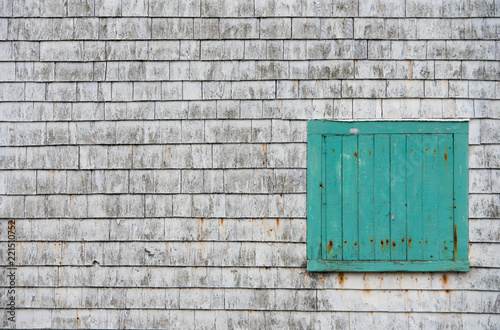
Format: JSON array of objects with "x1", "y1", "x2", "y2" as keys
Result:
[
  {"x1": 443, "y1": 152, "x2": 448, "y2": 161},
  {"x1": 220, "y1": 218, "x2": 224, "y2": 226},
  {"x1": 380, "y1": 239, "x2": 384, "y2": 248},
  {"x1": 319, "y1": 184, "x2": 323, "y2": 188},
  {"x1": 332, "y1": 149, "x2": 335, "y2": 153},
  {"x1": 419, "y1": 241, "x2": 422, "y2": 245},
  {"x1": 392, "y1": 241, "x2": 396, "y2": 248},
  {"x1": 453, "y1": 224, "x2": 458, "y2": 259},
  {"x1": 200, "y1": 218, "x2": 204, "y2": 225},
  {"x1": 276, "y1": 218, "x2": 280, "y2": 229},
  {"x1": 369, "y1": 237, "x2": 373, "y2": 244},
  {"x1": 344, "y1": 240, "x2": 347, "y2": 244},
  {"x1": 401, "y1": 238, "x2": 405, "y2": 244},
  {"x1": 425, "y1": 148, "x2": 428, "y2": 152},
  {"x1": 354, "y1": 151, "x2": 358, "y2": 158},
  {"x1": 338, "y1": 273, "x2": 344, "y2": 286},
  {"x1": 319, "y1": 276, "x2": 324, "y2": 283},
  {"x1": 442, "y1": 274, "x2": 448, "y2": 285},
  {"x1": 261, "y1": 144, "x2": 266, "y2": 152},
  {"x1": 386, "y1": 238, "x2": 389, "y2": 246},
  {"x1": 354, "y1": 241, "x2": 358, "y2": 247},
  {"x1": 327, "y1": 240, "x2": 334, "y2": 253},
  {"x1": 408, "y1": 237, "x2": 412, "y2": 247},
  {"x1": 410, "y1": 149, "x2": 413, "y2": 152},
  {"x1": 433, "y1": 149, "x2": 436, "y2": 154}
]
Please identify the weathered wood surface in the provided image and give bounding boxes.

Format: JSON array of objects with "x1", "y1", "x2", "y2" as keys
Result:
[
  {"x1": 0, "y1": 218, "x2": 498, "y2": 243},
  {"x1": 0, "y1": 240, "x2": 498, "y2": 268},
  {"x1": 4, "y1": 287, "x2": 498, "y2": 313},
  {"x1": 308, "y1": 123, "x2": 470, "y2": 271},
  {"x1": 1, "y1": 0, "x2": 499, "y2": 327},
  {"x1": 8, "y1": 309, "x2": 500, "y2": 329},
  {"x1": 4, "y1": 266, "x2": 499, "y2": 291}
]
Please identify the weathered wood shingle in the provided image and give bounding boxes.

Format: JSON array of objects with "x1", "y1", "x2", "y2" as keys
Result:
[{"x1": 0, "y1": 0, "x2": 499, "y2": 328}]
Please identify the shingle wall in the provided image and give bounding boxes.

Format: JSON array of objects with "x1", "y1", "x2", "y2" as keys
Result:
[{"x1": 0, "y1": 0, "x2": 499, "y2": 328}]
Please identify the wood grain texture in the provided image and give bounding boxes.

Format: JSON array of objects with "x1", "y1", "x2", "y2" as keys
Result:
[
  {"x1": 307, "y1": 121, "x2": 470, "y2": 272},
  {"x1": 1, "y1": 0, "x2": 496, "y2": 326}
]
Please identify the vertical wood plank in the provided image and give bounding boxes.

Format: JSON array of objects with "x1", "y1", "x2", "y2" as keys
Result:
[
  {"x1": 374, "y1": 135, "x2": 391, "y2": 261},
  {"x1": 390, "y1": 134, "x2": 407, "y2": 260},
  {"x1": 422, "y1": 135, "x2": 439, "y2": 260},
  {"x1": 342, "y1": 135, "x2": 359, "y2": 261},
  {"x1": 439, "y1": 134, "x2": 454, "y2": 260},
  {"x1": 307, "y1": 133, "x2": 323, "y2": 261},
  {"x1": 325, "y1": 136, "x2": 342, "y2": 260},
  {"x1": 358, "y1": 135, "x2": 375, "y2": 260},
  {"x1": 406, "y1": 135, "x2": 423, "y2": 260},
  {"x1": 454, "y1": 132, "x2": 469, "y2": 262}
]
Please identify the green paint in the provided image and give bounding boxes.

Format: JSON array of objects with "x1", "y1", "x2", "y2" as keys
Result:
[
  {"x1": 390, "y1": 134, "x2": 407, "y2": 260},
  {"x1": 342, "y1": 135, "x2": 359, "y2": 261},
  {"x1": 454, "y1": 134, "x2": 469, "y2": 261},
  {"x1": 307, "y1": 121, "x2": 469, "y2": 272},
  {"x1": 307, "y1": 260, "x2": 469, "y2": 272},
  {"x1": 374, "y1": 135, "x2": 390, "y2": 261},
  {"x1": 358, "y1": 135, "x2": 375, "y2": 260},
  {"x1": 325, "y1": 136, "x2": 342, "y2": 260},
  {"x1": 422, "y1": 135, "x2": 439, "y2": 260},
  {"x1": 406, "y1": 135, "x2": 423, "y2": 261},
  {"x1": 307, "y1": 133, "x2": 322, "y2": 261},
  {"x1": 309, "y1": 121, "x2": 468, "y2": 135},
  {"x1": 438, "y1": 134, "x2": 454, "y2": 260}
]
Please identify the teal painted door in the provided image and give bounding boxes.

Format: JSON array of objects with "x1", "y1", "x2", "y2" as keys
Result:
[{"x1": 307, "y1": 121, "x2": 469, "y2": 272}]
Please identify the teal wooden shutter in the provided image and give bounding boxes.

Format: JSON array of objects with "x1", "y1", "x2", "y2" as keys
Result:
[{"x1": 307, "y1": 121, "x2": 469, "y2": 272}]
